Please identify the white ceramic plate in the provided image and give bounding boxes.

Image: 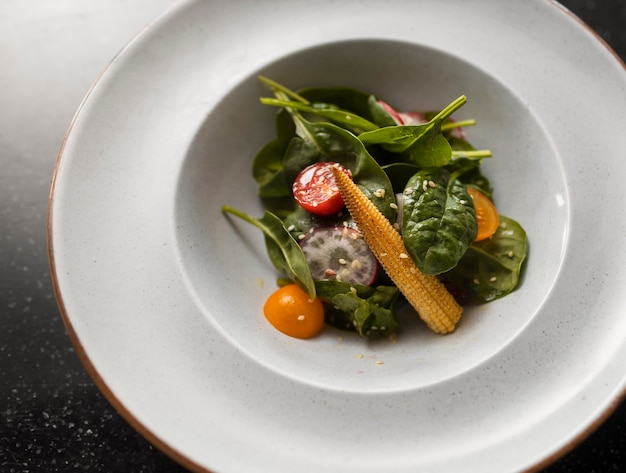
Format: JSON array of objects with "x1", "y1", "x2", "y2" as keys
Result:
[{"x1": 48, "y1": 1, "x2": 626, "y2": 472}]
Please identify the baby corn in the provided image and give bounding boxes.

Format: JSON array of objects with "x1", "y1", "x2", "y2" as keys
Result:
[{"x1": 331, "y1": 168, "x2": 462, "y2": 334}]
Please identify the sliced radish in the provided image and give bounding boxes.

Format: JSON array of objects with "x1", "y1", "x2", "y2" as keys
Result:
[
  {"x1": 397, "y1": 111, "x2": 427, "y2": 125},
  {"x1": 299, "y1": 226, "x2": 379, "y2": 286}
]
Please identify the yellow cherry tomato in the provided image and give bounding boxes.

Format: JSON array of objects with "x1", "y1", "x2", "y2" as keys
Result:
[
  {"x1": 467, "y1": 187, "x2": 499, "y2": 241},
  {"x1": 263, "y1": 284, "x2": 325, "y2": 339}
]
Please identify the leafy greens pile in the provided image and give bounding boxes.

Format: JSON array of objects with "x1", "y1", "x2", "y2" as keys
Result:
[{"x1": 222, "y1": 77, "x2": 527, "y2": 338}]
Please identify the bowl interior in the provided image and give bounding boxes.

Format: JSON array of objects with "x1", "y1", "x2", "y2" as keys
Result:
[{"x1": 174, "y1": 39, "x2": 568, "y2": 392}]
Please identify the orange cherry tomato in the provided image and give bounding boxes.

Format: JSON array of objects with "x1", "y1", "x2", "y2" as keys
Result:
[
  {"x1": 467, "y1": 187, "x2": 499, "y2": 241},
  {"x1": 263, "y1": 284, "x2": 325, "y2": 339}
]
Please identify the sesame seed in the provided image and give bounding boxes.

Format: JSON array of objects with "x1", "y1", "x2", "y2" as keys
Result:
[
  {"x1": 489, "y1": 276, "x2": 497, "y2": 282},
  {"x1": 297, "y1": 315, "x2": 305, "y2": 321},
  {"x1": 287, "y1": 224, "x2": 296, "y2": 232},
  {"x1": 399, "y1": 253, "x2": 409, "y2": 259},
  {"x1": 460, "y1": 199, "x2": 467, "y2": 205},
  {"x1": 404, "y1": 187, "x2": 413, "y2": 195},
  {"x1": 375, "y1": 360, "x2": 384, "y2": 366},
  {"x1": 357, "y1": 353, "x2": 364, "y2": 359},
  {"x1": 350, "y1": 286, "x2": 357, "y2": 294},
  {"x1": 351, "y1": 260, "x2": 362, "y2": 270},
  {"x1": 390, "y1": 202, "x2": 398, "y2": 210},
  {"x1": 338, "y1": 258, "x2": 347, "y2": 265},
  {"x1": 373, "y1": 188, "x2": 386, "y2": 198},
  {"x1": 298, "y1": 234, "x2": 306, "y2": 240},
  {"x1": 473, "y1": 278, "x2": 480, "y2": 284},
  {"x1": 428, "y1": 180, "x2": 436, "y2": 188}
]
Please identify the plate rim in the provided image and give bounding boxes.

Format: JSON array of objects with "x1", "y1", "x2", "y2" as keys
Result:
[{"x1": 47, "y1": 1, "x2": 626, "y2": 472}]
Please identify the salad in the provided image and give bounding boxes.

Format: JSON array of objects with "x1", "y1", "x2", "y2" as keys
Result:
[{"x1": 222, "y1": 76, "x2": 527, "y2": 339}]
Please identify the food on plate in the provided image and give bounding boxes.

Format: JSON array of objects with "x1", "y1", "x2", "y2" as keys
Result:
[
  {"x1": 263, "y1": 284, "x2": 325, "y2": 339},
  {"x1": 222, "y1": 76, "x2": 527, "y2": 339},
  {"x1": 330, "y1": 167, "x2": 462, "y2": 334}
]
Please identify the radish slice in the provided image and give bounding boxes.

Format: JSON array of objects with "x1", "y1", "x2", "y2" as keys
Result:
[
  {"x1": 299, "y1": 226, "x2": 379, "y2": 286},
  {"x1": 397, "y1": 111, "x2": 427, "y2": 125}
]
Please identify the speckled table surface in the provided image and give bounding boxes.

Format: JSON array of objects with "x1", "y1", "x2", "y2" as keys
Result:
[{"x1": 1, "y1": 1, "x2": 624, "y2": 472}]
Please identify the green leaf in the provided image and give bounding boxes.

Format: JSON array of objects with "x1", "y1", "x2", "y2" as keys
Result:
[
  {"x1": 381, "y1": 162, "x2": 420, "y2": 193},
  {"x1": 402, "y1": 168, "x2": 477, "y2": 275},
  {"x1": 367, "y1": 95, "x2": 400, "y2": 127},
  {"x1": 298, "y1": 86, "x2": 375, "y2": 120},
  {"x1": 359, "y1": 123, "x2": 434, "y2": 153},
  {"x1": 221, "y1": 206, "x2": 316, "y2": 298},
  {"x1": 404, "y1": 128, "x2": 452, "y2": 167},
  {"x1": 443, "y1": 215, "x2": 528, "y2": 301},
  {"x1": 358, "y1": 96, "x2": 467, "y2": 168},
  {"x1": 260, "y1": 97, "x2": 378, "y2": 134},
  {"x1": 315, "y1": 280, "x2": 399, "y2": 337},
  {"x1": 252, "y1": 109, "x2": 295, "y2": 198}
]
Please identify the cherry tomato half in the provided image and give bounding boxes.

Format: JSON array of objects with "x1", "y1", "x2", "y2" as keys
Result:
[
  {"x1": 292, "y1": 162, "x2": 352, "y2": 217},
  {"x1": 467, "y1": 187, "x2": 499, "y2": 241},
  {"x1": 263, "y1": 284, "x2": 325, "y2": 339}
]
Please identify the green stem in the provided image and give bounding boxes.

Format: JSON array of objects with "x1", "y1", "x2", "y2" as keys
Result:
[
  {"x1": 432, "y1": 95, "x2": 467, "y2": 123},
  {"x1": 258, "y1": 75, "x2": 309, "y2": 104},
  {"x1": 451, "y1": 149, "x2": 492, "y2": 159},
  {"x1": 221, "y1": 205, "x2": 256, "y2": 226},
  {"x1": 441, "y1": 119, "x2": 476, "y2": 131}
]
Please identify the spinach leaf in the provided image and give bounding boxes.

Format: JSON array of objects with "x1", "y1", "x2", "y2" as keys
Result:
[
  {"x1": 381, "y1": 162, "x2": 420, "y2": 193},
  {"x1": 402, "y1": 168, "x2": 477, "y2": 275},
  {"x1": 358, "y1": 96, "x2": 467, "y2": 167},
  {"x1": 298, "y1": 87, "x2": 380, "y2": 126},
  {"x1": 315, "y1": 280, "x2": 399, "y2": 337},
  {"x1": 367, "y1": 95, "x2": 399, "y2": 127},
  {"x1": 252, "y1": 109, "x2": 295, "y2": 198},
  {"x1": 443, "y1": 215, "x2": 527, "y2": 301},
  {"x1": 260, "y1": 98, "x2": 378, "y2": 134},
  {"x1": 221, "y1": 205, "x2": 316, "y2": 298}
]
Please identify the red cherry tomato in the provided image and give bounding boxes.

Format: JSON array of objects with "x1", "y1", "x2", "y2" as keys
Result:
[{"x1": 292, "y1": 162, "x2": 352, "y2": 216}]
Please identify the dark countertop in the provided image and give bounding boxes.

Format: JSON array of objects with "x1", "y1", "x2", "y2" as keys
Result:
[{"x1": 1, "y1": 1, "x2": 624, "y2": 471}]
